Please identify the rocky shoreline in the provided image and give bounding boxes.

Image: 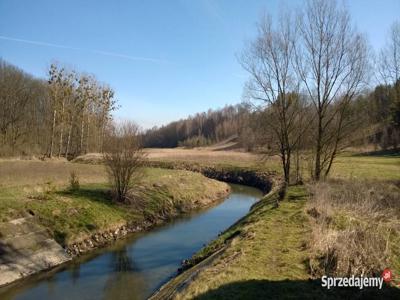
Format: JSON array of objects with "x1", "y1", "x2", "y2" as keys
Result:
[{"x1": 66, "y1": 221, "x2": 151, "y2": 256}]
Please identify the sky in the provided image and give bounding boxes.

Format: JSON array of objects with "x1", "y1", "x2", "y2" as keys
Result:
[{"x1": 0, "y1": 0, "x2": 399, "y2": 128}]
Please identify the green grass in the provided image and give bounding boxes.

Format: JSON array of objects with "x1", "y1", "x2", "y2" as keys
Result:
[
  {"x1": 330, "y1": 152, "x2": 400, "y2": 180},
  {"x1": 170, "y1": 184, "x2": 400, "y2": 299},
  {"x1": 147, "y1": 149, "x2": 400, "y2": 182},
  {"x1": 173, "y1": 186, "x2": 313, "y2": 299},
  {"x1": 0, "y1": 167, "x2": 229, "y2": 246}
]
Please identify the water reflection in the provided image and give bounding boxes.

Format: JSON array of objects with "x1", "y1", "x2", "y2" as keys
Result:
[
  {"x1": 104, "y1": 247, "x2": 147, "y2": 300},
  {"x1": 0, "y1": 184, "x2": 262, "y2": 300},
  {"x1": 112, "y1": 247, "x2": 134, "y2": 272},
  {"x1": 70, "y1": 263, "x2": 81, "y2": 283}
]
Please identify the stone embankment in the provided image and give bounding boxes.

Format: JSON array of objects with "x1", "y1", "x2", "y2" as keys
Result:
[{"x1": 0, "y1": 217, "x2": 71, "y2": 287}]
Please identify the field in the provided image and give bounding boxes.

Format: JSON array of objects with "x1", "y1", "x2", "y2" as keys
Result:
[
  {"x1": 75, "y1": 148, "x2": 400, "y2": 181},
  {"x1": 75, "y1": 148, "x2": 263, "y2": 169}
]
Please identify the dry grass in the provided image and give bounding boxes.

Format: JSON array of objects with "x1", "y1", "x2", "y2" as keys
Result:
[
  {"x1": 74, "y1": 149, "x2": 269, "y2": 169},
  {"x1": 0, "y1": 160, "x2": 106, "y2": 188},
  {"x1": 307, "y1": 180, "x2": 400, "y2": 278},
  {"x1": 74, "y1": 148, "x2": 400, "y2": 183}
]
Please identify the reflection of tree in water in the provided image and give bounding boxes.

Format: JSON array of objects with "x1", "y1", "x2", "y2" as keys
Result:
[
  {"x1": 103, "y1": 246, "x2": 148, "y2": 300},
  {"x1": 70, "y1": 262, "x2": 81, "y2": 283},
  {"x1": 112, "y1": 247, "x2": 133, "y2": 272}
]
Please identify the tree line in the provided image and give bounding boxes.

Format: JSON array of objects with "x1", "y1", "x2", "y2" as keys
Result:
[
  {"x1": 0, "y1": 61, "x2": 117, "y2": 158},
  {"x1": 141, "y1": 104, "x2": 254, "y2": 149}
]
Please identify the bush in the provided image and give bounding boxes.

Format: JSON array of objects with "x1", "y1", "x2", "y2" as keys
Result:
[
  {"x1": 103, "y1": 121, "x2": 145, "y2": 202},
  {"x1": 69, "y1": 171, "x2": 80, "y2": 191}
]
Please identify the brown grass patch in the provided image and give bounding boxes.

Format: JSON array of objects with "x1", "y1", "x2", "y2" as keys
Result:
[
  {"x1": 0, "y1": 160, "x2": 106, "y2": 188},
  {"x1": 306, "y1": 180, "x2": 400, "y2": 277}
]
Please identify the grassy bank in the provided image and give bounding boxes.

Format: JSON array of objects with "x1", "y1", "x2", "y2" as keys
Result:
[
  {"x1": 0, "y1": 161, "x2": 229, "y2": 247},
  {"x1": 162, "y1": 184, "x2": 400, "y2": 299},
  {"x1": 148, "y1": 149, "x2": 400, "y2": 299},
  {"x1": 155, "y1": 186, "x2": 316, "y2": 299}
]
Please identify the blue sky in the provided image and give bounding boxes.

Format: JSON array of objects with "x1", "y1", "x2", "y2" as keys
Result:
[{"x1": 0, "y1": 0, "x2": 399, "y2": 128}]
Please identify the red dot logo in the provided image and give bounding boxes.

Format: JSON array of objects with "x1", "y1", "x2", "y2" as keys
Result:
[{"x1": 382, "y1": 268, "x2": 392, "y2": 283}]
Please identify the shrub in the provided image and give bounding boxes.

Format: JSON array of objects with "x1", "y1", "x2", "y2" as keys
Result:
[
  {"x1": 103, "y1": 121, "x2": 145, "y2": 202},
  {"x1": 69, "y1": 171, "x2": 80, "y2": 191}
]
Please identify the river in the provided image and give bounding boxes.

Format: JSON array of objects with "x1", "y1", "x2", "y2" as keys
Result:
[{"x1": 0, "y1": 184, "x2": 262, "y2": 300}]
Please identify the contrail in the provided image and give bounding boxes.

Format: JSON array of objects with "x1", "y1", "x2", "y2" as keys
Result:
[
  {"x1": 0, "y1": 35, "x2": 170, "y2": 64},
  {"x1": 93, "y1": 50, "x2": 169, "y2": 64}
]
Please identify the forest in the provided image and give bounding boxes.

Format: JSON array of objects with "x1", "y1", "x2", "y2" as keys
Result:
[{"x1": 0, "y1": 61, "x2": 117, "y2": 158}]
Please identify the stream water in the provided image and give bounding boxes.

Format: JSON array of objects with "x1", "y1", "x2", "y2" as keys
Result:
[{"x1": 0, "y1": 184, "x2": 262, "y2": 300}]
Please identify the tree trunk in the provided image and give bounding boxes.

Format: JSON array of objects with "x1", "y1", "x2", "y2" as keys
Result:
[
  {"x1": 314, "y1": 113, "x2": 323, "y2": 181},
  {"x1": 80, "y1": 116, "x2": 84, "y2": 154},
  {"x1": 49, "y1": 109, "x2": 57, "y2": 158},
  {"x1": 57, "y1": 100, "x2": 65, "y2": 158},
  {"x1": 295, "y1": 147, "x2": 301, "y2": 184},
  {"x1": 65, "y1": 118, "x2": 73, "y2": 159},
  {"x1": 85, "y1": 115, "x2": 90, "y2": 154},
  {"x1": 100, "y1": 121, "x2": 105, "y2": 153}
]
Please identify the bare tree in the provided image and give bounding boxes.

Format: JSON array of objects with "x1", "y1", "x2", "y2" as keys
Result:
[
  {"x1": 240, "y1": 12, "x2": 306, "y2": 184},
  {"x1": 47, "y1": 64, "x2": 58, "y2": 158},
  {"x1": 103, "y1": 121, "x2": 145, "y2": 202},
  {"x1": 378, "y1": 22, "x2": 400, "y2": 84},
  {"x1": 0, "y1": 59, "x2": 117, "y2": 158},
  {"x1": 0, "y1": 60, "x2": 41, "y2": 154},
  {"x1": 295, "y1": 0, "x2": 369, "y2": 180},
  {"x1": 377, "y1": 22, "x2": 400, "y2": 149}
]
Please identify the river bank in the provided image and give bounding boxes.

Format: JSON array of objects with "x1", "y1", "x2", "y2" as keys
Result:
[
  {"x1": 0, "y1": 163, "x2": 231, "y2": 288},
  {"x1": 151, "y1": 184, "x2": 400, "y2": 299},
  {"x1": 0, "y1": 184, "x2": 263, "y2": 300}
]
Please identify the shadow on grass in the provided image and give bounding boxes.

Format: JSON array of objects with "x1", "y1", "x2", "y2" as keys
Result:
[
  {"x1": 56, "y1": 187, "x2": 113, "y2": 206},
  {"x1": 192, "y1": 279, "x2": 400, "y2": 300},
  {"x1": 287, "y1": 193, "x2": 307, "y2": 202},
  {"x1": 353, "y1": 149, "x2": 400, "y2": 158}
]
